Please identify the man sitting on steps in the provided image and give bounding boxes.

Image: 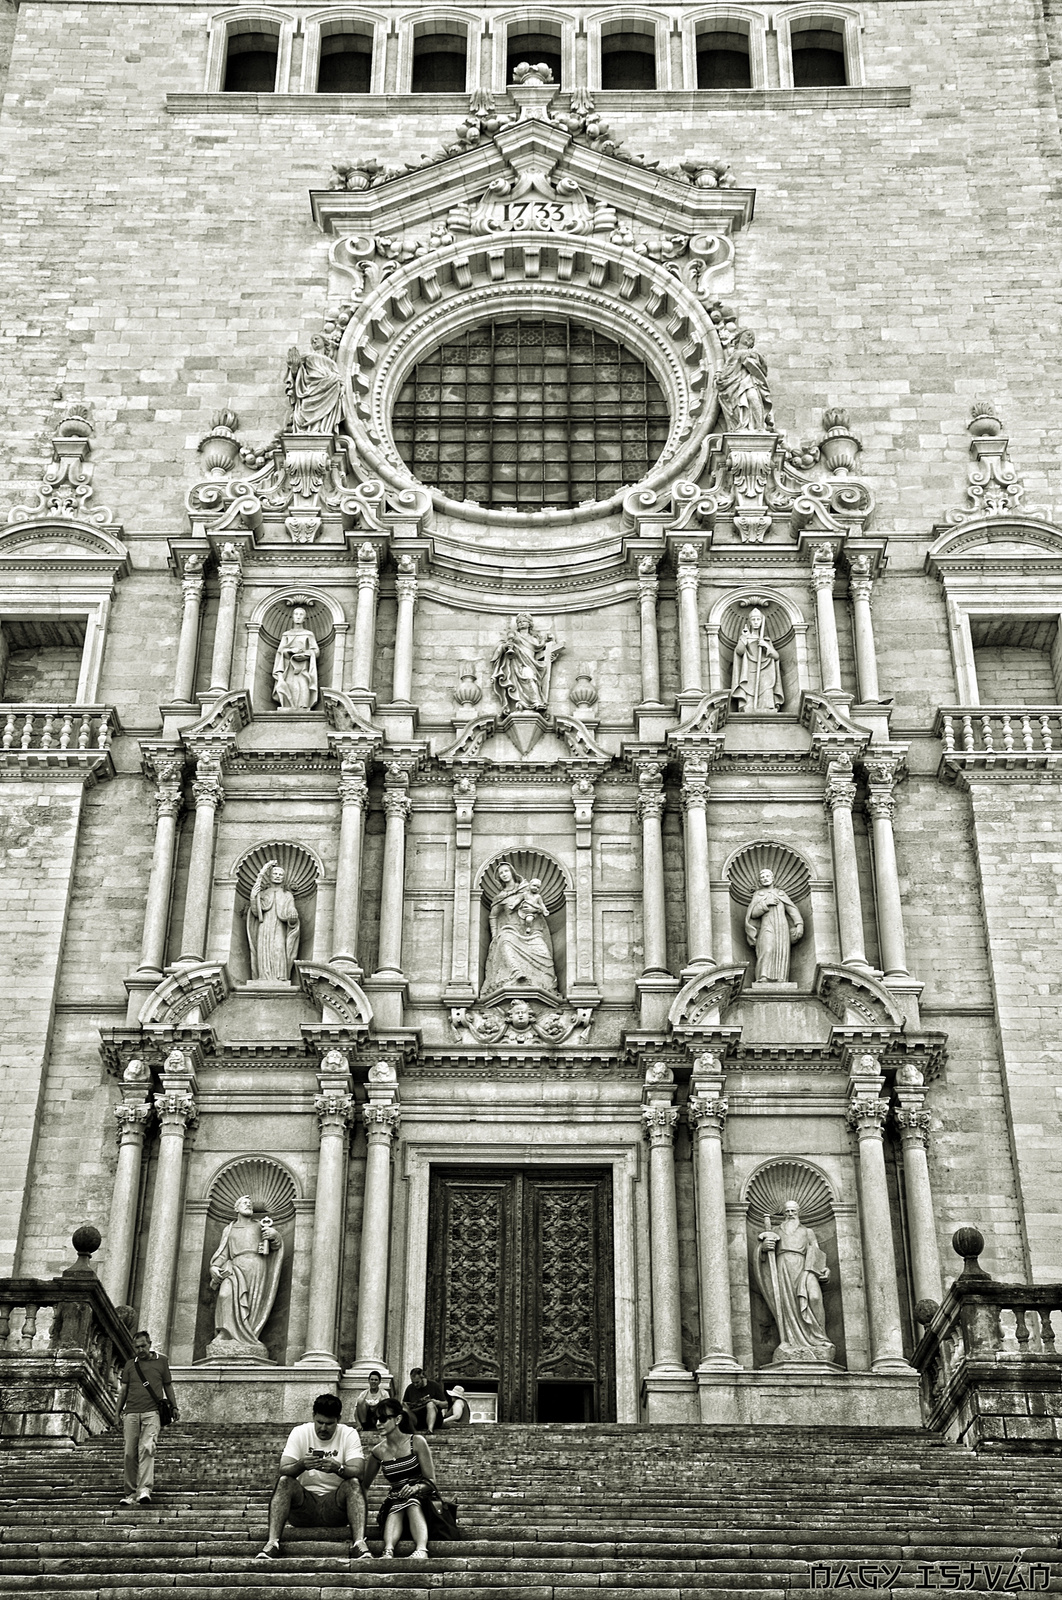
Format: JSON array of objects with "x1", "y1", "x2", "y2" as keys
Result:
[{"x1": 255, "y1": 1393, "x2": 370, "y2": 1562}]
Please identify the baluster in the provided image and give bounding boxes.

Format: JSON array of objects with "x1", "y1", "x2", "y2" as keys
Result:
[
  {"x1": 1014, "y1": 1304, "x2": 1031, "y2": 1349},
  {"x1": 1001, "y1": 713, "x2": 1014, "y2": 753},
  {"x1": 40, "y1": 712, "x2": 55, "y2": 749},
  {"x1": 962, "y1": 713, "x2": 974, "y2": 752},
  {"x1": 980, "y1": 714, "x2": 994, "y2": 752},
  {"x1": 98, "y1": 713, "x2": 113, "y2": 751},
  {"x1": 1043, "y1": 714, "x2": 1055, "y2": 753},
  {"x1": 59, "y1": 714, "x2": 73, "y2": 750},
  {"x1": 941, "y1": 715, "x2": 956, "y2": 753},
  {"x1": 1041, "y1": 1305, "x2": 1059, "y2": 1352},
  {"x1": 1021, "y1": 714, "x2": 1034, "y2": 753},
  {"x1": 77, "y1": 716, "x2": 90, "y2": 750},
  {"x1": 0, "y1": 1303, "x2": 10, "y2": 1344},
  {"x1": 2, "y1": 712, "x2": 15, "y2": 750},
  {"x1": 19, "y1": 714, "x2": 33, "y2": 751},
  {"x1": 20, "y1": 1304, "x2": 38, "y2": 1346}
]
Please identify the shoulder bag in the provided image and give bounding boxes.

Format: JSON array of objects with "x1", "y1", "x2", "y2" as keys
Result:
[{"x1": 133, "y1": 1355, "x2": 174, "y2": 1427}]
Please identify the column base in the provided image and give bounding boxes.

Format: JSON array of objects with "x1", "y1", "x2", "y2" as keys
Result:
[
  {"x1": 294, "y1": 1350, "x2": 343, "y2": 1373},
  {"x1": 642, "y1": 1368, "x2": 697, "y2": 1422},
  {"x1": 696, "y1": 1353, "x2": 741, "y2": 1373},
  {"x1": 871, "y1": 1355, "x2": 916, "y2": 1375}
]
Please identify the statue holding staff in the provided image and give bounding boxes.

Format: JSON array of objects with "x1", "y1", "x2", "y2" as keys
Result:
[{"x1": 247, "y1": 860, "x2": 301, "y2": 982}]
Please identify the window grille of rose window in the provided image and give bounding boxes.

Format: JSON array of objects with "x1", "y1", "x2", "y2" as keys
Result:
[{"x1": 391, "y1": 318, "x2": 670, "y2": 511}]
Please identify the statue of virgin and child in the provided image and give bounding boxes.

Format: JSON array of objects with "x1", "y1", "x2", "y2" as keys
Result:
[{"x1": 481, "y1": 861, "x2": 561, "y2": 1000}]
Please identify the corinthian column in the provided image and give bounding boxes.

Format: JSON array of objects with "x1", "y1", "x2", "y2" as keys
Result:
[
  {"x1": 675, "y1": 545, "x2": 703, "y2": 697},
  {"x1": 172, "y1": 554, "x2": 205, "y2": 704},
  {"x1": 687, "y1": 1054, "x2": 737, "y2": 1370},
  {"x1": 351, "y1": 542, "x2": 380, "y2": 694},
  {"x1": 375, "y1": 764, "x2": 412, "y2": 977},
  {"x1": 208, "y1": 542, "x2": 243, "y2": 695},
  {"x1": 178, "y1": 750, "x2": 224, "y2": 963},
  {"x1": 300, "y1": 1050, "x2": 355, "y2": 1367},
  {"x1": 811, "y1": 543, "x2": 843, "y2": 697},
  {"x1": 331, "y1": 748, "x2": 370, "y2": 972},
  {"x1": 864, "y1": 754, "x2": 910, "y2": 978},
  {"x1": 824, "y1": 753, "x2": 869, "y2": 970},
  {"x1": 893, "y1": 1064, "x2": 942, "y2": 1305},
  {"x1": 637, "y1": 557, "x2": 662, "y2": 705},
  {"x1": 846, "y1": 1062, "x2": 911, "y2": 1373},
  {"x1": 848, "y1": 556, "x2": 881, "y2": 704},
  {"x1": 352, "y1": 1065, "x2": 401, "y2": 1381},
  {"x1": 391, "y1": 556, "x2": 417, "y2": 704},
  {"x1": 636, "y1": 762, "x2": 669, "y2": 977},
  {"x1": 642, "y1": 1066, "x2": 688, "y2": 1375},
  {"x1": 138, "y1": 1051, "x2": 198, "y2": 1350},
  {"x1": 101, "y1": 1064, "x2": 154, "y2": 1307},
  {"x1": 680, "y1": 753, "x2": 713, "y2": 970},
  {"x1": 137, "y1": 751, "x2": 184, "y2": 976}
]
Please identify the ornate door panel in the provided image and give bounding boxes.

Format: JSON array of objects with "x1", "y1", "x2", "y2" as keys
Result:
[{"x1": 426, "y1": 1168, "x2": 615, "y2": 1422}]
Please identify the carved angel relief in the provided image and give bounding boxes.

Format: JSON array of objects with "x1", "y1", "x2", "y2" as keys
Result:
[{"x1": 451, "y1": 997, "x2": 593, "y2": 1047}]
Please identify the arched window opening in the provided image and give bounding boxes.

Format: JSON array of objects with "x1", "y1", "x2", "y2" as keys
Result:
[
  {"x1": 223, "y1": 27, "x2": 280, "y2": 92},
  {"x1": 506, "y1": 23, "x2": 562, "y2": 86},
  {"x1": 317, "y1": 27, "x2": 372, "y2": 93},
  {"x1": 791, "y1": 23, "x2": 847, "y2": 86},
  {"x1": 411, "y1": 24, "x2": 468, "y2": 93},
  {"x1": 697, "y1": 26, "x2": 752, "y2": 89},
  {"x1": 600, "y1": 23, "x2": 656, "y2": 91}
]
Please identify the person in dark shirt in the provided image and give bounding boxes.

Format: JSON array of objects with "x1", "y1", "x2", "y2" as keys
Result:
[
  {"x1": 114, "y1": 1330, "x2": 180, "y2": 1505},
  {"x1": 401, "y1": 1368, "x2": 447, "y2": 1434}
]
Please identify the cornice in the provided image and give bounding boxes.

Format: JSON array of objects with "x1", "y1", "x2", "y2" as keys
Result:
[{"x1": 164, "y1": 88, "x2": 910, "y2": 119}]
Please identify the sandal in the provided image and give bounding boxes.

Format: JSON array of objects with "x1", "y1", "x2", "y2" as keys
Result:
[{"x1": 254, "y1": 1546, "x2": 281, "y2": 1561}]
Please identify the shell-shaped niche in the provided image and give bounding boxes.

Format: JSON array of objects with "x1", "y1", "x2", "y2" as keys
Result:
[
  {"x1": 207, "y1": 1158, "x2": 297, "y2": 1225},
  {"x1": 481, "y1": 850, "x2": 566, "y2": 912},
  {"x1": 745, "y1": 1160, "x2": 833, "y2": 1231},
  {"x1": 235, "y1": 841, "x2": 320, "y2": 901},
  {"x1": 726, "y1": 841, "x2": 811, "y2": 908}
]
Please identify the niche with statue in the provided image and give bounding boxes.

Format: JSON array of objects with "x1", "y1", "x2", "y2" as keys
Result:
[
  {"x1": 254, "y1": 596, "x2": 335, "y2": 712},
  {"x1": 478, "y1": 850, "x2": 568, "y2": 999},
  {"x1": 744, "y1": 1160, "x2": 846, "y2": 1371},
  {"x1": 194, "y1": 1158, "x2": 298, "y2": 1364},
  {"x1": 718, "y1": 599, "x2": 799, "y2": 713},
  {"x1": 229, "y1": 841, "x2": 319, "y2": 984},
  {"x1": 726, "y1": 841, "x2": 815, "y2": 989}
]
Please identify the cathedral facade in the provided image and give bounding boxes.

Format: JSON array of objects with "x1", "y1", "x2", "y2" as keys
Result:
[{"x1": 1, "y1": 0, "x2": 1060, "y2": 1429}]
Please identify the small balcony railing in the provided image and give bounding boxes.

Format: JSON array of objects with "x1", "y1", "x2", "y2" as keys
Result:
[
  {"x1": 0, "y1": 704, "x2": 117, "y2": 770},
  {"x1": 935, "y1": 706, "x2": 1062, "y2": 771}
]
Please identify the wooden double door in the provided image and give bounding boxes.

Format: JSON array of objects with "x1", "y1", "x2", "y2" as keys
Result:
[{"x1": 425, "y1": 1167, "x2": 615, "y2": 1423}]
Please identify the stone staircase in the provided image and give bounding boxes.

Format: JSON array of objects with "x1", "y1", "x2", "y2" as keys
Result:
[{"x1": 2, "y1": 1423, "x2": 1061, "y2": 1597}]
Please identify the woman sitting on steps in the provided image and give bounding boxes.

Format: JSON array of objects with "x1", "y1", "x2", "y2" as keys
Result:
[{"x1": 363, "y1": 1398, "x2": 462, "y2": 1558}]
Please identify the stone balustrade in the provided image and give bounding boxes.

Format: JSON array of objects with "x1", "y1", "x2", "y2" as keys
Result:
[
  {"x1": 0, "y1": 704, "x2": 117, "y2": 769},
  {"x1": 913, "y1": 1227, "x2": 1062, "y2": 1452},
  {"x1": 937, "y1": 706, "x2": 1062, "y2": 769},
  {"x1": 0, "y1": 1227, "x2": 135, "y2": 1443}
]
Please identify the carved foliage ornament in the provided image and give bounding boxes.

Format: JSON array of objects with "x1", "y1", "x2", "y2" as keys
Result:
[{"x1": 451, "y1": 998, "x2": 593, "y2": 1047}]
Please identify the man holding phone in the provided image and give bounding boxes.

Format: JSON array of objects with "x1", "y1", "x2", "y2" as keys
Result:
[{"x1": 255, "y1": 1393, "x2": 369, "y2": 1561}]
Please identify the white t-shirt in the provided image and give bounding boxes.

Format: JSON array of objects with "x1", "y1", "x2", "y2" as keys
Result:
[{"x1": 281, "y1": 1421, "x2": 364, "y2": 1497}]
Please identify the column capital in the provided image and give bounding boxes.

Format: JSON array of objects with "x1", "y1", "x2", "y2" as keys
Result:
[
  {"x1": 675, "y1": 544, "x2": 701, "y2": 594},
  {"x1": 680, "y1": 770, "x2": 710, "y2": 812},
  {"x1": 217, "y1": 540, "x2": 244, "y2": 589},
  {"x1": 845, "y1": 1092, "x2": 888, "y2": 1138},
  {"x1": 114, "y1": 1097, "x2": 153, "y2": 1145},
  {"x1": 192, "y1": 769, "x2": 225, "y2": 810},
  {"x1": 363, "y1": 1103, "x2": 401, "y2": 1143},
  {"x1": 642, "y1": 1104, "x2": 679, "y2": 1145},
  {"x1": 634, "y1": 758, "x2": 666, "y2": 821},
  {"x1": 864, "y1": 751, "x2": 907, "y2": 793},
  {"x1": 154, "y1": 1088, "x2": 198, "y2": 1133},
  {"x1": 687, "y1": 1093, "x2": 728, "y2": 1135},
  {"x1": 356, "y1": 540, "x2": 380, "y2": 591},
  {"x1": 824, "y1": 753, "x2": 857, "y2": 813},
  {"x1": 849, "y1": 572, "x2": 874, "y2": 605},
  {"x1": 338, "y1": 774, "x2": 369, "y2": 810},
  {"x1": 383, "y1": 788, "x2": 413, "y2": 822},
  {"x1": 893, "y1": 1106, "x2": 931, "y2": 1146},
  {"x1": 182, "y1": 565, "x2": 205, "y2": 604},
  {"x1": 315, "y1": 1089, "x2": 356, "y2": 1133},
  {"x1": 637, "y1": 554, "x2": 659, "y2": 602},
  {"x1": 810, "y1": 541, "x2": 836, "y2": 591}
]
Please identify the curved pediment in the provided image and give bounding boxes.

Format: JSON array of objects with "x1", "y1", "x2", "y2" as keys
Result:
[
  {"x1": 138, "y1": 962, "x2": 233, "y2": 1027},
  {"x1": 295, "y1": 962, "x2": 373, "y2": 1029},
  {"x1": 814, "y1": 964, "x2": 904, "y2": 1029},
  {"x1": 927, "y1": 516, "x2": 1062, "y2": 573},
  {"x1": 669, "y1": 965, "x2": 747, "y2": 1032},
  {"x1": 0, "y1": 518, "x2": 129, "y2": 574}
]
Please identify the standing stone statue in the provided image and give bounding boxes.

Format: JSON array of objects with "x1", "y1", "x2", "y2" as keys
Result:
[
  {"x1": 716, "y1": 328, "x2": 774, "y2": 432},
  {"x1": 754, "y1": 1200, "x2": 835, "y2": 1365},
  {"x1": 731, "y1": 608, "x2": 783, "y2": 712},
  {"x1": 491, "y1": 614, "x2": 561, "y2": 713},
  {"x1": 285, "y1": 337, "x2": 344, "y2": 435},
  {"x1": 481, "y1": 861, "x2": 560, "y2": 998},
  {"x1": 272, "y1": 606, "x2": 320, "y2": 709},
  {"x1": 745, "y1": 868, "x2": 803, "y2": 983},
  {"x1": 207, "y1": 1195, "x2": 283, "y2": 1362},
  {"x1": 247, "y1": 861, "x2": 301, "y2": 982}
]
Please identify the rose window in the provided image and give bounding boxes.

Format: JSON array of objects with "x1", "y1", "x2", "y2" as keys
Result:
[{"x1": 390, "y1": 316, "x2": 670, "y2": 512}]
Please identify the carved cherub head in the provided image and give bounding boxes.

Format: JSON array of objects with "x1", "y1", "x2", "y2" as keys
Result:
[{"x1": 508, "y1": 1000, "x2": 532, "y2": 1027}]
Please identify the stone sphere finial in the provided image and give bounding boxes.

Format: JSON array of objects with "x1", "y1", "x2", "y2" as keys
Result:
[
  {"x1": 63, "y1": 1224, "x2": 102, "y2": 1278},
  {"x1": 952, "y1": 1225, "x2": 989, "y2": 1279},
  {"x1": 913, "y1": 1297, "x2": 940, "y2": 1327}
]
